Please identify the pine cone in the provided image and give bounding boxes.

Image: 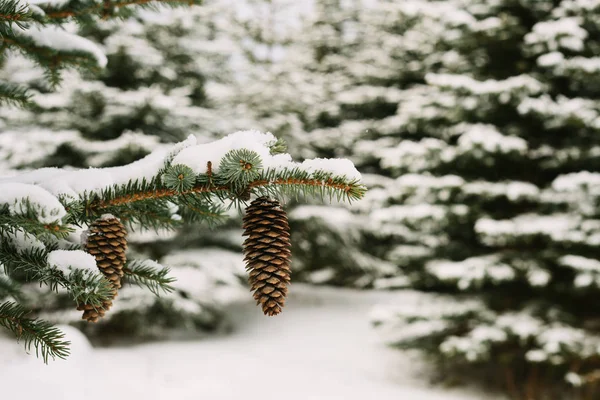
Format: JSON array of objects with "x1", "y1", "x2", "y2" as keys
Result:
[
  {"x1": 242, "y1": 197, "x2": 291, "y2": 316},
  {"x1": 79, "y1": 215, "x2": 127, "y2": 322},
  {"x1": 85, "y1": 215, "x2": 128, "y2": 289},
  {"x1": 76, "y1": 290, "x2": 117, "y2": 323}
]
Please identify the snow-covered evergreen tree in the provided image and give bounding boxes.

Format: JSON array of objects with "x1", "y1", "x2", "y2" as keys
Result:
[
  {"x1": 361, "y1": 1, "x2": 600, "y2": 398},
  {"x1": 0, "y1": 0, "x2": 365, "y2": 360}
]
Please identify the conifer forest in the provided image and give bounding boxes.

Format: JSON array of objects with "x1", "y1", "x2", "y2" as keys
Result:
[{"x1": 1, "y1": 1, "x2": 600, "y2": 399}]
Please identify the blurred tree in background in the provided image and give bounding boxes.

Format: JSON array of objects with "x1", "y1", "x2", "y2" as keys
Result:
[{"x1": 363, "y1": 1, "x2": 600, "y2": 398}]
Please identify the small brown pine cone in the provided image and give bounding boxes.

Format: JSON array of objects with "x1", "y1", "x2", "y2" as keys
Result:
[
  {"x1": 84, "y1": 215, "x2": 128, "y2": 289},
  {"x1": 77, "y1": 290, "x2": 117, "y2": 323},
  {"x1": 242, "y1": 197, "x2": 291, "y2": 316},
  {"x1": 79, "y1": 214, "x2": 127, "y2": 322}
]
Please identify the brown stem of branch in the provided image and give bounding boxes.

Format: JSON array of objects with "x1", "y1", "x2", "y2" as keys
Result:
[
  {"x1": 248, "y1": 177, "x2": 353, "y2": 193},
  {"x1": 45, "y1": 0, "x2": 192, "y2": 19},
  {"x1": 92, "y1": 185, "x2": 229, "y2": 210},
  {"x1": 0, "y1": 14, "x2": 24, "y2": 21},
  {"x1": 89, "y1": 177, "x2": 353, "y2": 211}
]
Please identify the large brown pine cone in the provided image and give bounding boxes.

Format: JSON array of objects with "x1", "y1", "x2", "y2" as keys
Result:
[
  {"x1": 85, "y1": 215, "x2": 128, "y2": 289},
  {"x1": 79, "y1": 215, "x2": 127, "y2": 322},
  {"x1": 242, "y1": 197, "x2": 291, "y2": 316}
]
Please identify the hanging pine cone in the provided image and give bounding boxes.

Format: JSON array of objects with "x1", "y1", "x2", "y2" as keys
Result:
[
  {"x1": 79, "y1": 214, "x2": 128, "y2": 322},
  {"x1": 76, "y1": 290, "x2": 117, "y2": 323},
  {"x1": 242, "y1": 197, "x2": 291, "y2": 316},
  {"x1": 84, "y1": 214, "x2": 128, "y2": 289}
]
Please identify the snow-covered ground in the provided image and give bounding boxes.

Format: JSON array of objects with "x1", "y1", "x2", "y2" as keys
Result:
[{"x1": 0, "y1": 285, "x2": 501, "y2": 400}]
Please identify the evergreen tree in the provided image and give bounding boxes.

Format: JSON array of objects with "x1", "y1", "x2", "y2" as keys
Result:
[
  {"x1": 0, "y1": 0, "x2": 365, "y2": 361},
  {"x1": 358, "y1": 1, "x2": 600, "y2": 398}
]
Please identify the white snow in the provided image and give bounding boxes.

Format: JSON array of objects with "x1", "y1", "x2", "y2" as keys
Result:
[
  {"x1": 426, "y1": 256, "x2": 515, "y2": 290},
  {"x1": 537, "y1": 51, "x2": 564, "y2": 67},
  {"x1": 371, "y1": 204, "x2": 467, "y2": 225},
  {"x1": 559, "y1": 255, "x2": 600, "y2": 273},
  {"x1": 290, "y1": 205, "x2": 356, "y2": 228},
  {"x1": 456, "y1": 124, "x2": 527, "y2": 154},
  {"x1": 173, "y1": 130, "x2": 361, "y2": 179},
  {"x1": 301, "y1": 158, "x2": 362, "y2": 180},
  {"x1": 5, "y1": 229, "x2": 46, "y2": 253},
  {"x1": 100, "y1": 213, "x2": 117, "y2": 221},
  {"x1": 426, "y1": 73, "x2": 544, "y2": 96},
  {"x1": 559, "y1": 255, "x2": 600, "y2": 288},
  {"x1": 0, "y1": 286, "x2": 498, "y2": 400},
  {"x1": 566, "y1": 372, "x2": 584, "y2": 387},
  {"x1": 552, "y1": 171, "x2": 600, "y2": 192},
  {"x1": 47, "y1": 250, "x2": 98, "y2": 275},
  {"x1": 440, "y1": 325, "x2": 508, "y2": 362},
  {"x1": 161, "y1": 248, "x2": 247, "y2": 305},
  {"x1": 0, "y1": 182, "x2": 66, "y2": 224},
  {"x1": 518, "y1": 96, "x2": 600, "y2": 130},
  {"x1": 377, "y1": 138, "x2": 449, "y2": 172},
  {"x1": 527, "y1": 269, "x2": 551, "y2": 287},
  {"x1": 495, "y1": 312, "x2": 543, "y2": 340},
  {"x1": 526, "y1": 349, "x2": 548, "y2": 362},
  {"x1": 463, "y1": 181, "x2": 539, "y2": 201},
  {"x1": 525, "y1": 18, "x2": 587, "y2": 52},
  {"x1": 172, "y1": 130, "x2": 277, "y2": 174},
  {"x1": 475, "y1": 214, "x2": 583, "y2": 245}
]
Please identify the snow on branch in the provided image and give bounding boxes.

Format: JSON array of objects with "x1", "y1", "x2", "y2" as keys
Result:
[
  {"x1": 0, "y1": 130, "x2": 365, "y2": 230},
  {"x1": 14, "y1": 25, "x2": 107, "y2": 68},
  {"x1": 0, "y1": 182, "x2": 66, "y2": 224},
  {"x1": 47, "y1": 250, "x2": 98, "y2": 276},
  {"x1": 426, "y1": 73, "x2": 545, "y2": 96}
]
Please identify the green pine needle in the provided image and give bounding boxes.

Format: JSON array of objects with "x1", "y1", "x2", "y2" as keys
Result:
[
  {"x1": 0, "y1": 301, "x2": 70, "y2": 363},
  {"x1": 219, "y1": 149, "x2": 263, "y2": 192},
  {"x1": 124, "y1": 260, "x2": 176, "y2": 296},
  {"x1": 162, "y1": 164, "x2": 196, "y2": 192}
]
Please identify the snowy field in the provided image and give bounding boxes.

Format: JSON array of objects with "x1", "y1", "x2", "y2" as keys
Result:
[{"x1": 0, "y1": 285, "x2": 501, "y2": 400}]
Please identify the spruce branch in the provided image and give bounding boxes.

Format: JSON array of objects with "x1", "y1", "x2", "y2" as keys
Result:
[
  {"x1": 43, "y1": 0, "x2": 203, "y2": 20},
  {"x1": 2, "y1": 35, "x2": 103, "y2": 83},
  {"x1": 0, "y1": 301, "x2": 70, "y2": 363},
  {"x1": 0, "y1": 0, "x2": 30, "y2": 36},
  {"x1": 178, "y1": 200, "x2": 226, "y2": 227},
  {"x1": 0, "y1": 81, "x2": 32, "y2": 107},
  {"x1": 124, "y1": 260, "x2": 175, "y2": 296},
  {"x1": 0, "y1": 133, "x2": 365, "y2": 360},
  {"x1": 82, "y1": 167, "x2": 365, "y2": 217},
  {"x1": 0, "y1": 204, "x2": 73, "y2": 240},
  {"x1": 0, "y1": 242, "x2": 114, "y2": 308},
  {"x1": 0, "y1": 272, "x2": 21, "y2": 300}
]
